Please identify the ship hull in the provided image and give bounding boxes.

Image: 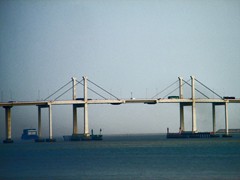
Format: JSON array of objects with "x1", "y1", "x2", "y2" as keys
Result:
[
  {"x1": 63, "y1": 134, "x2": 103, "y2": 141},
  {"x1": 167, "y1": 132, "x2": 220, "y2": 139}
]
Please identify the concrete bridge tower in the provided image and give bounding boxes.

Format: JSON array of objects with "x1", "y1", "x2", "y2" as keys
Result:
[
  {"x1": 72, "y1": 77, "x2": 78, "y2": 135},
  {"x1": 83, "y1": 76, "x2": 89, "y2": 136},
  {"x1": 191, "y1": 76, "x2": 197, "y2": 133},
  {"x1": 179, "y1": 77, "x2": 184, "y2": 132}
]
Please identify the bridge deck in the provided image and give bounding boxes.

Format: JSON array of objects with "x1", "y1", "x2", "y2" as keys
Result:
[{"x1": 0, "y1": 98, "x2": 239, "y2": 107}]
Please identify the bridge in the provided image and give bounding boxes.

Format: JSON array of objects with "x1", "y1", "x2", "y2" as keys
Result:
[{"x1": 1, "y1": 76, "x2": 239, "y2": 143}]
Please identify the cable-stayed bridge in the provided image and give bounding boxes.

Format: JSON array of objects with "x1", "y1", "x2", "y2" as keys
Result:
[{"x1": 0, "y1": 76, "x2": 239, "y2": 143}]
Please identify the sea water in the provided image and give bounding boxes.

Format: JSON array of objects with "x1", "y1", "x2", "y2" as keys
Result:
[{"x1": 0, "y1": 134, "x2": 240, "y2": 180}]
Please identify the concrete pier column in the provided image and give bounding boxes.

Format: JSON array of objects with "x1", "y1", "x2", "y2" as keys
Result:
[
  {"x1": 73, "y1": 105, "x2": 78, "y2": 134},
  {"x1": 212, "y1": 104, "x2": 216, "y2": 134},
  {"x1": 191, "y1": 76, "x2": 197, "y2": 133},
  {"x1": 3, "y1": 106, "x2": 13, "y2": 143},
  {"x1": 179, "y1": 77, "x2": 184, "y2": 131},
  {"x1": 49, "y1": 104, "x2": 52, "y2": 139},
  {"x1": 180, "y1": 103, "x2": 184, "y2": 132},
  {"x1": 83, "y1": 76, "x2": 89, "y2": 135},
  {"x1": 38, "y1": 106, "x2": 42, "y2": 138},
  {"x1": 84, "y1": 103, "x2": 89, "y2": 135},
  {"x1": 48, "y1": 104, "x2": 54, "y2": 141},
  {"x1": 35, "y1": 106, "x2": 45, "y2": 142},
  {"x1": 225, "y1": 102, "x2": 229, "y2": 135},
  {"x1": 72, "y1": 77, "x2": 78, "y2": 135}
]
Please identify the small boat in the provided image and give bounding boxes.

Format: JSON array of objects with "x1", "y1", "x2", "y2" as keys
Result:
[
  {"x1": 91, "y1": 134, "x2": 103, "y2": 140},
  {"x1": 21, "y1": 129, "x2": 38, "y2": 140},
  {"x1": 63, "y1": 134, "x2": 103, "y2": 141}
]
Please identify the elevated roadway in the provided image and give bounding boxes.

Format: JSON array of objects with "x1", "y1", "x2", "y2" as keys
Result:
[
  {"x1": 1, "y1": 75, "x2": 240, "y2": 143},
  {"x1": 1, "y1": 98, "x2": 240, "y2": 107}
]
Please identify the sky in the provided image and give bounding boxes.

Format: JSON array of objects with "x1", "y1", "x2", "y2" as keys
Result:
[{"x1": 0, "y1": 0, "x2": 240, "y2": 139}]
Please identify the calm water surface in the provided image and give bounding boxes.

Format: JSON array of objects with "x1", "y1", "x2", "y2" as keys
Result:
[{"x1": 0, "y1": 135, "x2": 240, "y2": 180}]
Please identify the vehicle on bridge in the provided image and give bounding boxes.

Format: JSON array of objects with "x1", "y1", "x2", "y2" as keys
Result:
[
  {"x1": 168, "y1": 96, "x2": 179, "y2": 99},
  {"x1": 223, "y1": 96, "x2": 235, "y2": 99}
]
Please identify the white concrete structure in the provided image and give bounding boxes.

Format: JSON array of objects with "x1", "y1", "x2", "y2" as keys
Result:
[
  {"x1": 72, "y1": 77, "x2": 78, "y2": 135},
  {"x1": 191, "y1": 76, "x2": 197, "y2": 133},
  {"x1": 0, "y1": 75, "x2": 239, "y2": 143},
  {"x1": 83, "y1": 76, "x2": 89, "y2": 136},
  {"x1": 225, "y1": 102, "x2": 229, "y2": 135},
  {"x1": 48, "y1": 104, "x2": 53, "y2": 140},
  {"x1": 212, "y1": 103, "x2": 216, "y2": 134},
  {"x1": 179, "y1": 77, "x2": 184, "y2": 132},
  {"x1": 36, "y1": 104, "x2": 54, "y2": 142},
  {"x1": 38, "y1": 106, "x2": 42, "y2": 138}
]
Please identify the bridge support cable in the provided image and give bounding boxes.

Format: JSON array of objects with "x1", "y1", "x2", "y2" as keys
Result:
[
  {"x1": 53, "y1": 80, "x2": 83, "y2": 101},
  {"x1": 76, "y1": 80, "x2": 107, "y2": 100},
  {"x1": 182, "y1": 80, "x2": 210, "y2": 99},
  {"x1": 151, "y1": 80, "x2": 178, "y2": 99},
  {"x1": 195, "y1": 79, "x2": 223, "y2": 99},
  {"x1": 163, "y1": 79, "x2": 190, "y2": 99},
  {"x1": 44, "y1": 80, "x2": 72, "y2": 101},
  {"x1": 87, "y1": 79, "x2": 120, "y2": 100}
]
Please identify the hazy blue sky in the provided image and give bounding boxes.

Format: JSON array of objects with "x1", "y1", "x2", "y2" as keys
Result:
[{"x1": 1, "y1": 0, "x2": 240, "y2": 139}]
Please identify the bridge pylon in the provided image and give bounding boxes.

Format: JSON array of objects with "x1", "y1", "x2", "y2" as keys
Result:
[
  {"x1": 72, "y1": 77, "x2": 78, "y2": 135},
  {"x1": 178, "y1": 76, "x2": 197, "y2": 133},
  {"x1": 179, "y1": 77, "x2": 184, "y2": 132},
  {"x1": 191, "y1": 76, "x2": 197, "y2": 133},
  {"x1": 83, "y1": 76, "x2": 89, "y2": 136}
]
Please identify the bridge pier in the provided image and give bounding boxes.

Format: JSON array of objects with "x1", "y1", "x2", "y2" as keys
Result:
[
  {"x1": 225, "y1": 102, "x2": 229, "y2": 136},
  {"x1": 84, "y1": 103, "x2": 89, "y2": 135},
  {"x1": 191, "y1": 76, "x2": 197, "y2": 133},
  {"x1": 36, "y1": 104, "x2": 55, "y2": 142},
  {"x1": 38, "y1": 106, "x2": 42, "y2": 138},
  {"x1": 46, "y1": 104, "x2": 56, "y2": 142},
  {"x1": 212, "y1": 104, "x2": 216, "y2": 134},
  {"x1": 72, "y1": 77, "x2": 78, "y2": 135},
  {"x1": 71, "y1": 76, "x2": 90, "y2": 140},
  {"x1": 179, "y1": 103, "x2": 184, "y2": 131},
  {"x1": 3, "y1": 106, "x2": 13, "y2": 143},
  {"x1": 73, "y1": 105, "x2": 78, "y2": 135},
  {"x1": 212, "y1": 102, "x2": 230, "y2": 137},
  {"x1": 179, "y1": 77, "x2": 185, "y2": 131},
  {"x1": 35, "y1": 106, "x2": 45, "y2": 142},
  {"x1": 83, "y1": 76, "x2": 89, "y2": 136}
]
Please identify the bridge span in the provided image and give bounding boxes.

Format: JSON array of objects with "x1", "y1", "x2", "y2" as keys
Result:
[{"x1": 1, "y1": 76, "x2": 239, "y2": 143}]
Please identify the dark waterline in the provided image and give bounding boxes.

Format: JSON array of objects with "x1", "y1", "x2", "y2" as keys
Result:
[{"x1": 1, "y1": 134, "x2": 240, "y2": 180}]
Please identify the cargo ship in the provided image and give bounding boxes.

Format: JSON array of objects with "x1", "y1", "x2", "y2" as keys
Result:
[
  {"x1": 167, "y1": 131, "x2": 220, "y2": 138},
  {"x1": 21, "y1": 129, "x2": 38, "y2": 140},
  {"x1": 166, "y1": 128, "x2": 220, "y2": 138}
]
